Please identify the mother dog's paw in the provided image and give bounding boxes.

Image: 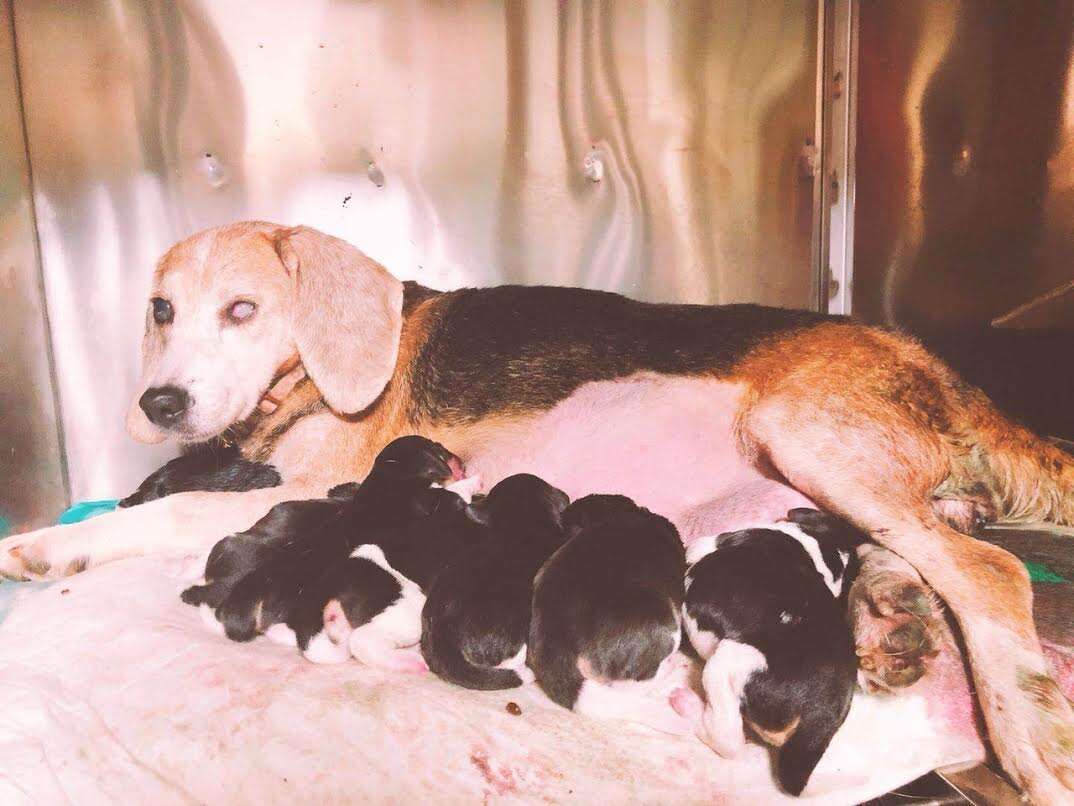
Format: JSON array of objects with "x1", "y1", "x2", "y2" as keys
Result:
[
  {"x1": 849, "y1": 549, "x2": 941, "y2": 693},
  {"x1": 0, "y1": 528, "x2": 90, "y2": 581}
]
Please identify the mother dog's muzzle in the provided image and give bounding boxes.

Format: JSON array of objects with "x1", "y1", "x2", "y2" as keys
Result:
[{"x1": 139, "y1": 385, "x2": 191, "y2": 428}]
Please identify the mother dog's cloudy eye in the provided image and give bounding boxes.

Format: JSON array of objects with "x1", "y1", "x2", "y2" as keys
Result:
[
  {"x1": 226, "y1": 300, "x2": 257, "y2": 323},
  {"x1": 151, "y1": 297, "x2": 173, "y2": 325}
]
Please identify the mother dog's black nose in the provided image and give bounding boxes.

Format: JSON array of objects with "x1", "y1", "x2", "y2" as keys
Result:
[{"x1": 139, "y1": 386, "x2": 191, "y2": 427}]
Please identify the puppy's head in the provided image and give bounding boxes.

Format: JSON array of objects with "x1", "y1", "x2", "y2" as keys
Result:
[
  {"x1": 560, "y1": 493, "x2": 639, "y2": 537},
  {"x1": 469, "y1": 473, "x2": 570, "y2": 529},
  {"x1": 369, "y1": 435, "x2": 464, "y2": 487},
  {"x1": 127, "y1": 222, "x2": 404, "y2": 444}
]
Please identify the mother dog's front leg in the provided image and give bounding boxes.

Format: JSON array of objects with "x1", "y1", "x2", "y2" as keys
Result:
[{"x1": 0, "y1": 483, "x2": 322, "y2": 580}]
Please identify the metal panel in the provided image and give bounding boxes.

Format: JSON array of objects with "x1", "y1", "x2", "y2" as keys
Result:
[
  {"x1": 854, "y1": 0, "x2": 1074, "y2": 330},
  {"x1": 0, "y1": 0, "x2": 67, "y2": 531},
  {"x1": 813, "y1": 0, "x2": 857, "y2": 315},
  {"x1": 12, "y1": 0, "x2": 819, "y2": 501}
]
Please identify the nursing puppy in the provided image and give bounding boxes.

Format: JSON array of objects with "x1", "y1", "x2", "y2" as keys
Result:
[
  {"x1": 296, "y1": 479, "x2": 484, "y2": 668},
  {"x1": 528, "y1": 494, "x2": 690, "y2": 734},
  {"x1": 421, "y1": 474, "x2": 569, "y2": 690},
  {"x1": 209, "y1": 436, "x2": 464, "y2": 655},
  {"x1": 119, "y1": 443, "x2": 282, "y2": 508},
  {"x1": 180, "y1": 484, "x2": 357, "y2": 612},
  {"x1": 673, "y1": 508, "x2": 864, "y2": 796}
]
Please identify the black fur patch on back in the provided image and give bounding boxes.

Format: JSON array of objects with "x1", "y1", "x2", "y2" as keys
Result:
[
  {"x1": 420, "y1": 474, "x2": 569, "y2": 691},
  {"x1": 409, "y1": 287, "x2": 833, "y2": 423},
  {"x1": 529, "y1": 495, "x2": 685, "y2": 709},
  {"x1": 119, "y1": 443, "x2": 281, "y2": 507}
]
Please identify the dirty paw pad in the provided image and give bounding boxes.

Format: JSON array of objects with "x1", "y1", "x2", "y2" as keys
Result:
[{"x1": 851, "y1": 575, "x2": 941, "y2": 693}]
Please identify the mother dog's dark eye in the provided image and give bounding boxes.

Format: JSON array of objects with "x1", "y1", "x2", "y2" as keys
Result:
[
  {"x1": 226, "y1": 300, "x2": 257, "y2": 323},
  {"x1": 151, "y1": 297, "x2": 173, "y2": 325}
]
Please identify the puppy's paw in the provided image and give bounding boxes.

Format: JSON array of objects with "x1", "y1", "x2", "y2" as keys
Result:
[
  {"x1": 850, "y1": 552, "x2": 941, "y2": 693},
  {"x1": 394, "y1": 648, "x2": 430, "y2": 675},
  {"x1": 669, "y1": 686, "x2": 705, "y2": 723},
  {"x1": 0, "y1": 528, "x2": 90, "y2": 581}
]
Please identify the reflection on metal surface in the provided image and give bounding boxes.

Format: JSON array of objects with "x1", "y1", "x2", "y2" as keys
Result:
[
  {"x1": 855, "y1": 0, "x2": 1074, "y2": 330},
  {"x1": 10, "y1": 1, "x2": 819, "y2": 501},
  {"x1": 0, "y1": 0, "x2": 67, "y2": 529},
  {"x1": 813, "y1": 0, "x2": 857, "y2": 315}
]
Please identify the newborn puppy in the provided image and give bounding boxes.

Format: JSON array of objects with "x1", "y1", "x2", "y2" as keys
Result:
[
  {"x1": 528, "y1": 494, "x2": 690, "y2": 734},
  {"x1": 673, "y1": 508, "x2": 863, "y2": 796},
  {"x1": 180, "y1": 489, "x2": 353, "y2": 611},
  {"x1": 421, "y1": 474, "x2": 569, "y2": 690},
  {"x1": 296, "y1": 483, "x2": 484, "y2": 668},
  {"x1": 210, "y1": 437, "x2": 466, "y2": 665},
  {"x1": 120, "y1": 443, "x2": 281, "y2": 507}
]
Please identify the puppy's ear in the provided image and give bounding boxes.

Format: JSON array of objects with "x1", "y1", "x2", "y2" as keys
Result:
[
  {"x1": 465, "y1": 495, "x2": 491, "y2": 525},
  {"x1": 776, "y1": 702, "x2": 849, "y2": 796},
  {"x1": 785, "y1": 508, "x2": 867, "y2": 551},
  {"x1": 273, "y1": 226, "x2": 404, "y2": 415}
]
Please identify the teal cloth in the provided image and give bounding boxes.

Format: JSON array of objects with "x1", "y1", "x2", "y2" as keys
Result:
[
  {"x1": 0, "y1": 499, "x2": 118, "y2": 624},
  {"x1": 57, "y1": 499, "x2": 120, "y2": 525}
]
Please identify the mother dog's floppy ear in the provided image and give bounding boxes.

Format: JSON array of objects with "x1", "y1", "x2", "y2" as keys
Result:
[{"x1": 273, "y1": 226, "x2": 404, "y2": 415}]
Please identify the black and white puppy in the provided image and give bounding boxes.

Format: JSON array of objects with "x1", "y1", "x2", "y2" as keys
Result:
[
  {"x1": 120, "y1": 443, "x2": 282, "y2": 507},
  {"x1": 300, "y1": 480, "x2": 485, "y2": 669},
  {"x1": 528, "y1": 494, "x2": 692, "y2": 734},
  {"x1": 203, "y1": 437, "x2": 469, "y2": 667},
  {"x1": 420, "y1": 474, "x2": 570, "y2": 690},
  {"x1": 672, "y1": 507, "x2": 863, "y2": 797},
  {"x1": 180, "y1": 485, "x2": 356, "y2": 612}
]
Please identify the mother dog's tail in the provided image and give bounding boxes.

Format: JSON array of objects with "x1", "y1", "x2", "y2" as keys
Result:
[{"x1": 951, "y1": 387, "x2": 1074, "y2": 526}]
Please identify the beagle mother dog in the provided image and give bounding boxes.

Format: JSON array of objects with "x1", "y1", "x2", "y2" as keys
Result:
[{"x1": 1, "y1": 222, "x2": 1072, "y2": 802}]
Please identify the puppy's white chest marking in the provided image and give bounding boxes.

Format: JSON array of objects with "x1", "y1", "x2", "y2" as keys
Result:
[{"x1": 348, "y1": 544, "x2": 426, "y2": 654}]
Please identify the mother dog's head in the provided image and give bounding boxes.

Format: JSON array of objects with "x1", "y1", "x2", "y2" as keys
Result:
[{"x1": 126, "y1": 222, "x2": 404, "y2": 443}]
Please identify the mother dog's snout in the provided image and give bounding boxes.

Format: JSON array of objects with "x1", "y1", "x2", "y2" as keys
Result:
[{"x1": 139, "y1": 385, "x2": 192, "y2": 427}]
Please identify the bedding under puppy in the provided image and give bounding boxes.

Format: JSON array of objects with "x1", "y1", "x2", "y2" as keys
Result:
[
  {"x1": 420, "y1": 474, "x2": 569, "y2": 690},
  {"x1": 528, "y1": 494, "x2": 691, "y2": 734},
  {"x1": 672, "y1": 508, "x2": 864, "y2": 796},
  {"x1": 202, "y1": 437, "x2": 467, "y2": 660}
]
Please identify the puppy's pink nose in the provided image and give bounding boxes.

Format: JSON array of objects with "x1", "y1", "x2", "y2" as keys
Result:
[{"x1": 448, "y1": 456, "x2": 466, "y2": 482}]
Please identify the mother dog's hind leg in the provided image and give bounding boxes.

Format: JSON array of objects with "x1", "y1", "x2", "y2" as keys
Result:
[
  {"x1": 847, "y1": 544, "x2": 941, "y2": 692},
  {"x1": 743, "y1": 392, "x2": 1074, "y2": 804},
  {"x1": 0, "y1": 483, "x2": 322, "y2": 580}
]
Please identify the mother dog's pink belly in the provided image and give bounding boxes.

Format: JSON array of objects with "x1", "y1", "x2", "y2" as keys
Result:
[{"x1": 448, "y1": 374, "x2": 811, "y2": 533}]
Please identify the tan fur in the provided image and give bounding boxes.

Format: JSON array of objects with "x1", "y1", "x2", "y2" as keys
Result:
[
  {"x1": 3, "y1": 224, "x2": 1073, "y2": 802},
  {"x1": 272, "y1": 226, "x2": 405, "y2": 416},
  {"x1": 733, "y1": 322, "x2": 1074, "y2": 800},
  {"x1": 748, "y1": 716, "x2": 800, "y2": 748}
]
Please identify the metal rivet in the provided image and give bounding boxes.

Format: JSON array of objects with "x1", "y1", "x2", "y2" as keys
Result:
[
  {"x1": 199, "y1": 153, "x2": 228, "y2": 188},
  {"x1": 367, "y1": 161, "x2": 385, "y2": 188},
  {"x1": 583, "y1": 148, "x2": 604, "y2": 182},
  {"x1": 953, "y1": 144, "x2": 972, "y2": 177}
]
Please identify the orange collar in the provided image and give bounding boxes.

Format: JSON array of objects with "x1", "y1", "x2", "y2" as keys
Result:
[{"x1": 258, "y1": 358, "x2": 306, "y2": 414}]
